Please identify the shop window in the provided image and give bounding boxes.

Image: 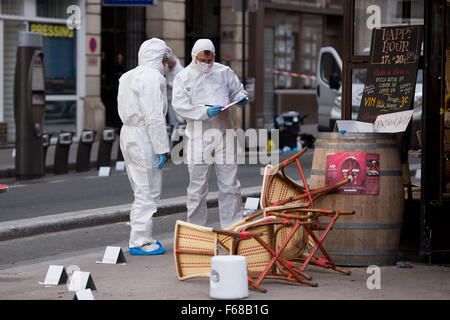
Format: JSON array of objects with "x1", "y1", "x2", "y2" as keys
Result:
[
  {"x1": 321, "y1": 52, "x2": 341, "y2": 86},
  {"x1": 101, "y1": 6, "x2": 146, "y2": 129},
  {"x1": 274, "y1": 23, "x2": 295, "y2": 89},
  {"x1": 36, "y1": 0, "x2": 79, "y2": 19},
  {"x1": 185, "y1": 0, "x2": 221, "y2": 66},
  {"x1": 354, "y1": 0, "x2": 424, "y2": 56},
  {"x1": 299, "y1": 15, "x2": 322, "y2": 89},
  {"x1": 44, "y1": 100, "x2": 76, "y2": 135},
  {"x1": 0, "y1": 0, "x2": 24, "y2": 15},
  {"x1": 30, "y1": 23, "x2": 76, "y2": 95}
]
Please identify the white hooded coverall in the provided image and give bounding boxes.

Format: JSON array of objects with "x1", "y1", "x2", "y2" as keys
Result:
[
  {"x1": 117, "y1": 38, "x2": 171, "y2": 248},
  {"x1": 172, "y1": 39, "x2": 247, "y2": 228},
  {"x1": 166, "y1": 56, "x2": 184, "y2": 130}
]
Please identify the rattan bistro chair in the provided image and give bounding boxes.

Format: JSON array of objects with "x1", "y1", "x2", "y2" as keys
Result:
[
  {"x1": 174, "y1": 220, "x2": 219, "y2": 280},
  {"x1": 174, "y1": 219, "x2": 272, "y2": 292},
  {"x1": 228, "y1": 213, "x2": 318, "y2": 292},
  {"x1": 259, "y1": 149, "x2": 354, "y2": 276}
]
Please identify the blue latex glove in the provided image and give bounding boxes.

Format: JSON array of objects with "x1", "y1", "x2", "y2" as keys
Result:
[
  {"x1": 157, "y1": 154, "x2": 166, "y2": 170},
  {"x1": 207, "y1": 105, "x2": 222, "y2": 118}
]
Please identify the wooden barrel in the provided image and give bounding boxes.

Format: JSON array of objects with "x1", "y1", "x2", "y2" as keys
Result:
[{"x1": 309, "y1": 133, "x2": 404, "y2": 266}]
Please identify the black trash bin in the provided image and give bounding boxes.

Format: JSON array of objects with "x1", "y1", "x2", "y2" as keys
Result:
[
  {"x1": 97, "y1": 127, "x2": 116, "y2": 168},
  {"x1": 274, "y1": 111, "x2": 305, "y2": 150},
  {"x1": 76, "y1": 129, "x2": 96, "y2": 172},
  {"x1": 54, "y1": 131, "x2": 73, "y2": 175}
]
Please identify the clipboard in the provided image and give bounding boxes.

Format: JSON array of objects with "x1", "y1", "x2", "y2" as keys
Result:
[
  {"x1": 206, "y1": 92, "x2": 254, "y2": 112},
  {"x1": 221, "y1": 92, "x2": 253, "y2": 112}
]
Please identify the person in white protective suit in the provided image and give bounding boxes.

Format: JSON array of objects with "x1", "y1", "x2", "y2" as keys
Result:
[
  {"x1": 172, "y1": 39, "x2": 248, "y2": 229},
  {"x1": 165, "y1": 55, "x2": 185, "y2": 136},
  {"x1": 117, "y1": 38, "x2": 172, "y2": 255}
]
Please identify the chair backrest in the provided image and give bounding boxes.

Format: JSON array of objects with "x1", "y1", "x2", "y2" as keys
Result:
[
  {"x1": 260, "y1": 165, "x2": 310, "y2": 209},
  {"x1": 174, "y1": 220, "x2": 218, "y2": 280},
  {"x1": 230, "y1": 221, "x2": 275, "y2": 276},
  {"x1": 218, "y1": 210, "x2": 267, "y2": 252}
]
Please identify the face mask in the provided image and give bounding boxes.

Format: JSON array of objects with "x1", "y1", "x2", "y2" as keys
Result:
[{"x1": 197, "y1": 61, "x2": 213, "y2": 73}]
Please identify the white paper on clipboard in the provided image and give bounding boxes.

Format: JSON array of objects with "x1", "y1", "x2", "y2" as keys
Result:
[{"x1": 220, "y1": 92, "x2": 254, "y2": 112}]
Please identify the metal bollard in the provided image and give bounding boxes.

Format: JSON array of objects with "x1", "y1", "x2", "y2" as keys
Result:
[
  {"x1": 116, "y1": 128, "x2": 124, "y2": 162},
  {"x1": 97, "y1": 127, "x2": 116, "y2": 168},
  {"x1": 54, "y1": 131, "x2": 73, "y2": 175},
  {"x1": 42, "y1": 132, "x2": 50, "y2": 174},
  {"x1": 76, "y1": 129, "x2": 96, "y2": 172}
]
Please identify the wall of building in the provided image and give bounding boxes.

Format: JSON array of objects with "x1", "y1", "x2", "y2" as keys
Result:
[
  {"x1": 220, "y1": 0, "x2": 250, "y2": 129},
  {"x1": 146, "y1": 0, "x2": 186, "y2": 65},
  {"x1": 84, "y1": 0, "x2": 104, "y2": 139}
]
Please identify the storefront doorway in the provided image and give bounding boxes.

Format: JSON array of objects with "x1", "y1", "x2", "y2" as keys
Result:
[
  {"x1": 185, "y1": 0, "x2": 221, "y2": 66},
  {"x1": 342, "y1": 0, "x2": 449, "y2": 262},
  {"x1": 101, "y1": 6, "x2": 146, "y2": 130}
]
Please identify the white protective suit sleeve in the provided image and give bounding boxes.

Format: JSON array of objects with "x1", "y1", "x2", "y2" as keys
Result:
[
  {"x1": 172, "y1": 75, "x2": 209, "y2": 121},
  {"x1": 137, "y1": 71, "x2": 170, "y2": 155},
  {"x1": 226, "y1": 67, "x2": 248, "y2": 102}
]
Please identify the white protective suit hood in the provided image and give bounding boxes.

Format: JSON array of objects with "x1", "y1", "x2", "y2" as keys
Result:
[
  {"x1": 190, "y1": 39, "x2": 216, "y2": 73},
  {"x1": 138, "y1": 38, "x2": 172, "y2": 75}
]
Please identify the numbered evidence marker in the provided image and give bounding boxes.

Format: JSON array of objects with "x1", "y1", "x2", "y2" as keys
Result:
[
  {"x1": 243, "y1": 197, "x2": 260, "y2": 216},
  {"x1": 115, "y1": 161, "x2": 125, "y2": 171},
  {"x1": 98, "y1": 166, "x2": 111, "y2": 177},
  {"x1": 98, "y1": 246, "x2": 127, "y2": 264},
  {"x1": 67, "y1": 271, "x2": 97, "y2": 292},
  {"x1": 40, "y1": 265, "x2": 69, "y2": 286},
  {"x1": 73, "y1": 289, "x2": 95, "y2": 300}
]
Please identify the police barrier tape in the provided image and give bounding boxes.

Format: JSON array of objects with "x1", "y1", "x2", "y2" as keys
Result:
[{"x1": 265, "y1": 68, "x2": 317, "y2": 80}]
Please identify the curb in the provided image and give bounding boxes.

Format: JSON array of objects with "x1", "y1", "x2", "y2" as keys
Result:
[
  {"x1": 0, "y1": 187, "x2": 261, "y2": 242},
  {"x1": 0, "y1": 161, "x2": 114, "y2": 179}
]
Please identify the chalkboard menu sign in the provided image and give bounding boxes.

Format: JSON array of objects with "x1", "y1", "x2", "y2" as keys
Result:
[{"x1": 357, "y1": 25, "x2": 423, "y2": 122}]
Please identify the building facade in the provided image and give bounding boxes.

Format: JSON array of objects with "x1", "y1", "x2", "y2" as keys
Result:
[
  {"x1": 0, "y1": 0, "x2": 87, "y2": 143},
  {"x1": 0, "y1": 0, "x2": 346, "y2": 144},
  {"x1": 248, "y1": 0, "x2": 344, "y2": 130}
]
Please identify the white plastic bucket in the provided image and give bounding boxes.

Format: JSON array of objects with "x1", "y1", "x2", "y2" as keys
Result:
[{"x1": 210, "y1": 255, "x2": 248, "y2": 300}]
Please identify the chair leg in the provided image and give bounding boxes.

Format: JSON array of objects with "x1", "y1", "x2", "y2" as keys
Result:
[
  {"x1": 248, "y1": 277, "x2": 267, "y2": 293},
  {"x1": 252, "y1": 234, "x2": 318, "y2": 288},
  {"x1": 299, "y1": 215, "x2": 351, "y2": 276}
]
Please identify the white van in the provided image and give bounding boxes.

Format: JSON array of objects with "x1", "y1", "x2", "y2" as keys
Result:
[{"x1": 316, "y1": 46, "x2": 423, "y2": 141}]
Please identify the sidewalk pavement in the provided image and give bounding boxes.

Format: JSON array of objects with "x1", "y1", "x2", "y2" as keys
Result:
[{"x1": 1, "y1": 226, "x2": 449, "y2": 300}]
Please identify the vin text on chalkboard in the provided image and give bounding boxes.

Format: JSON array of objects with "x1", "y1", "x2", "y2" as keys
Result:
[{"x1": 357, "y1": 25, "x2": 423, "y2": 123}]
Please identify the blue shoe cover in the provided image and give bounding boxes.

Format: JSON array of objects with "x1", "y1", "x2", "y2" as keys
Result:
[{"x1": 129, "y1": 241, "x2": 167, "y2": 255}]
